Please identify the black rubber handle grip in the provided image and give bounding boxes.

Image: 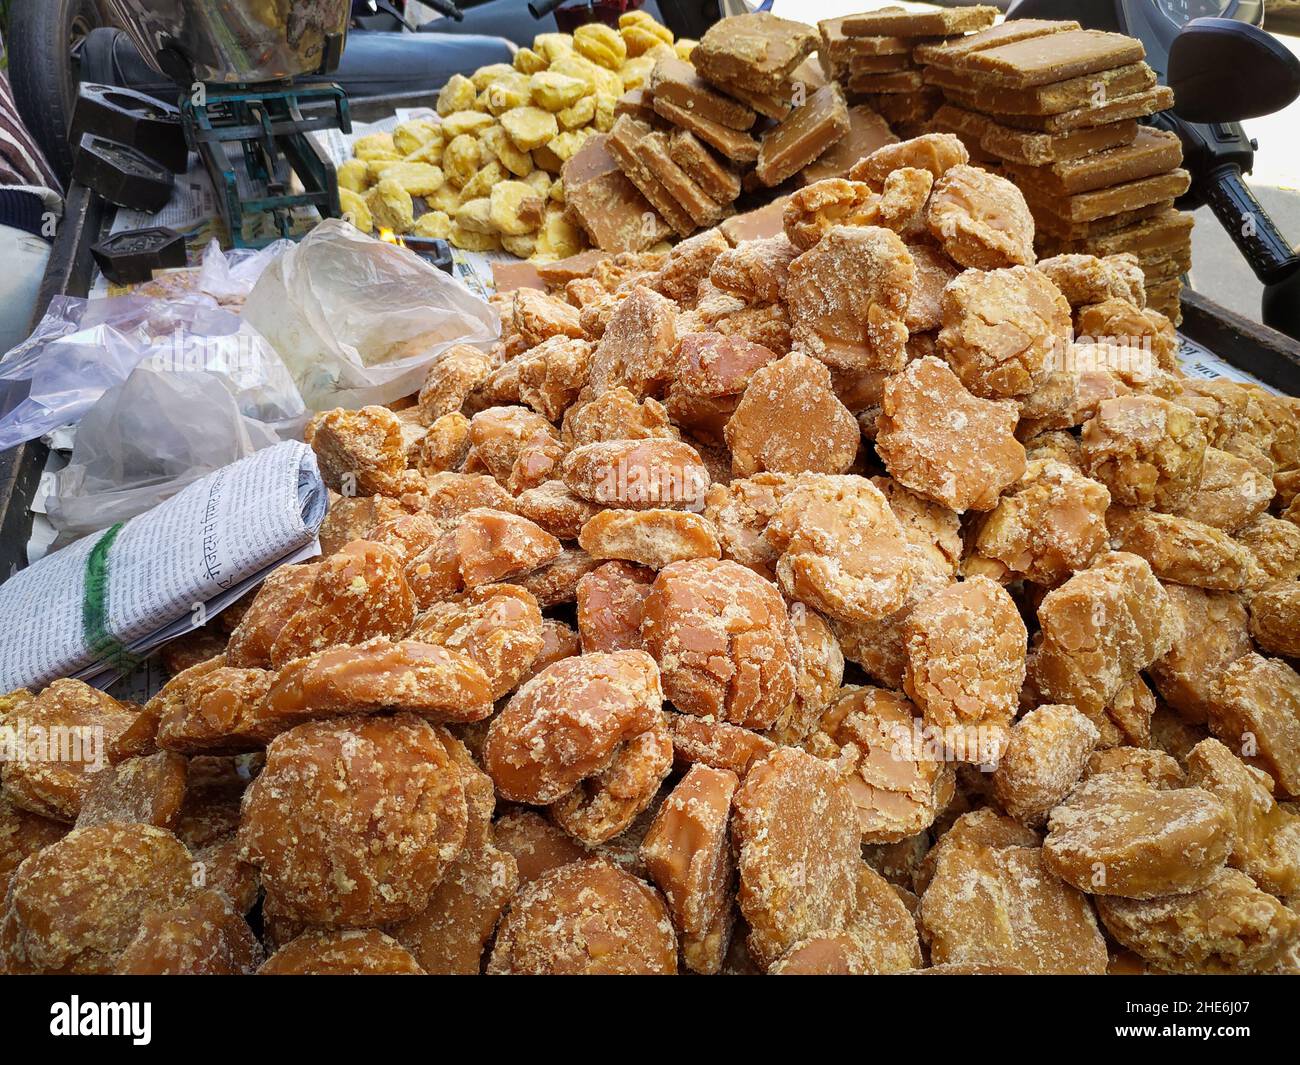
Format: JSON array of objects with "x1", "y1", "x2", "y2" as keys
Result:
[
  {"x1": 529, "y1": 0, "x2": 566, "y2": 19},
  {"x1": 423, "y1": 0, "x2": 465, "y2": 20},
  {"x1": 1202, "y1": 163, "x2": 1298, "y2": 284}
]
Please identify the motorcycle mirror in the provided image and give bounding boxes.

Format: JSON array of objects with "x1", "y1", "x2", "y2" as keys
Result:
[{"x1": 1168, "y1": 17, "x2": 1300, "y2": 122}]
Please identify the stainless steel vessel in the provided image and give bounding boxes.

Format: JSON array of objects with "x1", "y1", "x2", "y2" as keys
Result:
[{"x1": 105, "y1": 0, "x2": 350, "y2": 84}]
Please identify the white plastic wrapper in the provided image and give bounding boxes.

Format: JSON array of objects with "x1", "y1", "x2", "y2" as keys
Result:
[{"x1": 243, "y1": 218, "x2": 499, "y2": 411}]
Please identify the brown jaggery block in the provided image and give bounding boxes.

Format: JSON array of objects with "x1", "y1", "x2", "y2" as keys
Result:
[
  {"x1": 1149, "y1": 585, "x2": 1251, "y2": 724},
  {"x1": 652, "y1": 96, "x2": 761, "y2": 164},
  {"x1": 534, "y1": 248, "x2": 611, "y2": 286},
  {"x1": 0, "y1": 798, "x2": 66, "y2": 900},
  {"x1": 1096, "y1": 867, "x2": 1300, "y2": 975},
  {"x1": 1019, "y1": 169, "x2": 1190, "y2": 227},
  {"x1": 640, "y1": 763, "x2": 738, "y2": 974},
  {"x1": 731, "y1": 746, "x2": 861, "y2": 969},
  {"x1": 488, "y1": 859, "x2": 677, "y2": 974},
  {"x1": 561, "y1": 134, "x2": 672, "y2": 253},
  {"x1": 992, "y1": 85, "x2": 1176, "y2": 134},
  {"x1": 935, "y1": 28, "x2": 1145, "y2": 89},
  {"x1": 1103, "y1": 675, "x2": 1158, "y2": 749},
  {"x1": 117, "y1": 889, "x2": 262, "y2": 975},
  {"x1": 848, "y1": 51, "x2": 916, "y2": 74},
  {"x1": 876, "y1": 356, "x2": 1027, "y2": 513},
  {"x1": 702, "y1": 475, "x2": 792, "y2": 577},
  {"x1": 317, "y1": 494, "x2": 407, "y2": 558},
  {"x1": 799, "y1": 104, "x2": 897, "y2": 185},
  {"x1": 259, "y1": 929, "x2": 425, "y2": 975},
  {"x1": 1030, "y1": 552, "x2": 1182, "y2": 724},
  {"x1": 1081, "y1": 395, "x2": 1207, "y2": 511},
  {"x1": 1002, "y1": 128, "x2": 1182, "y2": 198},
  {"x1": 561, "y1": 436, "x2": 708, "y2": 510},
  {"x1": 765, "y1": 473, "x2": 915, "y2": 624},
  {"x1": 640, "y1": 557, "x2": 797, "y2": 729},
  {"x1": 238, "y1": 714, "x2": 468, "y2": 927},
  {"x1": 928, "y1": 60, "x2": 1155, "y2": 116},
  {"x1": 515, "y1": 336, "x2": 593, "y2": 422},
  {"x1": 483, "y1": 649, "x2": 662, "y2": 804},
  {"x1": 873, "y1": 475, "x2": 963, "y2": 577},
  {"x1": 638, "y1": 131, "x2": 726, "y2": 228},
  {"x1": 993, "y1": 704, "x2": 1100, "y2": 827},
  {"x1": 847, "y1": 69, "x2": 927, "y2": 95},
  {"x1": 468, "y1": 403, "x2": 559, "y2": 484},
  {"x1": 647, "y1": 228, "x2": 730, "y2": 307},
  {"x1": 1037, "y1": 252, "x2": 1146, "y2": 308},
  {"x1": 1108, "y1": 510, "x2": 1255, "y2": 592},
  {"x1": 926, "y1": 164, "x2": 1035, "y2": 270},
  {"x1": 647, "y1": 55, "x2": 756, "y2": 131},
  {"x1": 191, "y1": 833, "x2": 259, "y2": 915},
  {"x1": 692, "y1": 12, "x2": 817, "y2": 95},
  {"x1": 968, "y1": 458, "x2": 1111, "y2": 585},
  {"x1": 668, "y1": 714, "x2": 774, "y2": 779},
  {"x1": 914, "y1": 17, "x2": 1079, "y2": 67},
  {"x1": 585, "y1": 284, "x2": 679, "y2": 398},
  {"x1": 417, "y1": 343, "x2": 493, "y2": 424},
  {"x1": 307, "y1": 405, "x2": 411, "y2": 496},
  {"x1": 724, "y1": 352, "x2": 859, "y2": 477},
  {"x1": 755, "y1": 84, "x2": 850, "y2": 188},
  {"x1": 1250, "y1": 581, "x2": 1300, "y2": 657},
  {"x1": 1030, "y1": 199, "x2": 1173, "y2": 243},
  {"x1": 782, "y1": 179, "x2": 879, "y2": 252},
  {"x1": 515, "y1": 547, "x2": 601, "y2": 607},
  {"x1": 75, "y1": 751, "x2": 187, "y2": 831},
  {"x1": 771, "y1": 601, "x2": 844, "y2": 743},
  {"x1": 1085, "y1": 746, "x2": 1186, "y2": 790},
  {"x1": 513, "y1": 480, "x2": 601, "y2": 540},
  {"x1": 904, "y1": 242, "x2": 961, "y2": 333},
  {"x1": 521, "y1": 619, "x2": 580, "y2": 685},
  {"x1": 1040, "y1": 206, "x2": 1193, "y2": 257},
  {"x1": 843, "y1": 4, "x2": 997, "y2": 38},
  {"x1": 579, "y1": 508, "x2": 721, "y2": 569},
  {"x1": 1043, "y1": 774, "x2": 1232, "y2": 898},
  {"x1": 974, "y1": 109, "x2": 1141, "y2": 167},
  {"x1": 576, "y1": 560, "x2": 654, "y2": 654},
  {"x1": 818, "y1": 16, "x2": 921, "y2": 66},
  {"x1": 0, "y1": 680, "x2": 135, "y2": 822},
  {"x1": 667, "y1": 331, "x2": 781, "y2": 442},
  {"x1": 668, "y1": 129, "x2": 741, "y2": 204},
  {"x1": 419, "y1": 471, "x2": 517, "y2": 520},
  {"x1": 0, "y1": 822, "x2": 193, "y2": 974},
  {"x1": 848, "y1": 131, "x2": 969, "y2": 189},
  {"x1": 613, "y1": 87, "x2": 656, "y2": 122},
  {"x1": 918, "y1": 838, "x2": 1108, "y2": 974},
  {"x1": 1237, "y1": 514, "x2": 1300, "y2": 588},
  {"x1": 1209, "y1": 654, "x2": 1300, "y2": 798}
]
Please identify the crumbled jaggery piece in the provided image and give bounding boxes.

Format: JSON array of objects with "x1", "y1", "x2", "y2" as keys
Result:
[
  {"x1": 915, "y1": 807, "x2": 1041, "y2": 896},
  {"x1": 513, "y1": 479, "x2": 602, "y2": 540},
  {"x1": 1148, "y1": 584, "x2": 1251, "y2": 724},
  {"x1": 640, "y1": 557, "x2": 797, "y2": 730},
  {"x1": 1178, "y1": 446, "x2": 1273, "y2": 533},
  {"x1": 968, "y1": 458, "x2": 1110, "y2": 585},
  {"x1": 0, "y1": 680, "x2": 134, "y2": 822},
  {"x1": 317, "y1": 495, "x2": 407, "y2": 558},
  {"x1": 512, "y1": 287, "x2": 583, "y2": 346},
  {"x1": 1085, "y1": 746, "x2": 1186, "y2": 790},
  {"x1": 1236, "y1": 514, "x2": 1300, "y2": 588},
  {"x1": 665, "y1": 332, "x2": 779, "y2": 446},
  {"x1": 579, "y1": 508, "x2": 721, "y2": 569},
  {"x1": 415, "y1": 411, "x2": 471, "y2": 474},
  {"x1": 1108, "y1": 510, "x2": 1255, "y2": 592},
  {"x1": 483, "y1": 650, "x2": 662, "y2": 804},
  {"x1": 515, "y1": 547, "x2": 601, "y2": 607},
  {"x1": 576, "y1": 561, "x2": 654, "y2": 654},
  {"x1": 75, "y1": 751, "x2": 187, "y2": 831},
  {"x1": 849, "y1": 132, "x2": 969, "y2": 189},
  {"x1": 875, "y1": 356, "x2": 1027, "y2": 513},
  {"x1": 418, "y1": 344, "x2": 494, "y2": 423},
  {"x1": 117, "y1": 889, "x2": 262, "y2": 975},
  {"x1": 586, "y1": 285, "x2": 679, "y2": 398},
  {"x1": 515, "y1": 335, "x2": 594, "y2": 422},
  {"x1": 938, "y1": 266, "x2": 1071, "y2": 399},
  {"x1": 668, "y1": 714, "x2": 775, "y2": 779},
  {"x1": 786, "y1": 225, "x2": 913, "y2": 372},
  {"x1": 1037, "y1": 252, "x2": 1145, "y2": 309},
  {"x1": 562, "y1": 437, "x2": 710, "y2": 510},
  {"x1": 467, "y1": 405, "x2": 560, "y2": 484},
  {"x1": 259, "y1": 929, "x2": 426, "y2": 975},
  {"x1": 731, "y1": 747, "x2": 862, "y2": 969},
  {"x1": 1096, "y1": 868, "x2": 1300, "y2": 975},
  {"x1": 492, "y1": 809, "x2": 588, "y2": 886},
  {"x1": 782, "y1": 179, "x2": 878, "y2": 251},
  {"x1": 0, "y1": 822, "x2": 192, "y2": 974},
  {"x1": 904, "y1": 241, "x2": 960, "y2": 333},
  {"x1": 927, "y1": 164, "x2": 1035, "y2": 270},
  {"x1": 1081, "y1": 395, "x2": 1207, "y2": 511},
  {"x1": 405, "y1": 509, "x2": 561, "y2": 607},
  {"x1": 814, "y1": 686, "x2": 955, "y2": 844},
  {"x1": 1043, "y1": 774, "x2": 1232, "y2": 898},
  {"x1": 366, "y1": 512, "x2": 451, "y2": 565},
  {"x1": 1030, "y1": 552, "x2": 1182, "y2": 724},
  {"x1": 419, "y1": 471, "x2": 517, "y2": 519},
  {"x1": 701, "y1": 472, "x2": 794, "y2": 577},
  {"x1": 1102, "y1": 675, "x2": 1158, "y2": 749},
  {"x1": 561, "y1": 386, "x2": 679, "y2": 448},
  {"x1": 769, "y1": 602, "x2": 845, "y2": 744},
  {"x1": 191, "y1": 834, "x2": 259, "y2": 915},
  {"x1": 723, "y1": 352, "x2": 860, "y2": 477},
  {"x1": 488, "y1": 859, "x2": 678, "y2": 974},
  {"x1": 709, "y1": 235, "x2": 798, "y2": 304},
  {"x1": 1250, "y1": 580, "x2": 1300, "y2": 657},
  {"x1": 764, "y1": 473, "x2": 914, "y2": 624},
  {"x1": 238, "y1": 714, "x2": 468, "y2": 927},
  {"x1": 647, "y1": 228, "x2": 730, "y2": 306},
  {"x1": 0, "y1": 798, "x2": 65, "y2": 900},
  {"x1": 1208, "y1": 653, "x2": 1300, "y2": 797},
  {"x1": 992, "y1": 704, "x2": 1099, "y2": 827},
  {"x1": 308, "y1": 405, "x2": 412, "y2": 496}
]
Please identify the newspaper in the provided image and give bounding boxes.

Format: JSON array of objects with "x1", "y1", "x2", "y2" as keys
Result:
[
  {"x1": 0, "y1": 441, "x2": 328, "y2": 692},
  {"x1": 1175, "y1": 332, "x2": 1282, "y2": 394}
]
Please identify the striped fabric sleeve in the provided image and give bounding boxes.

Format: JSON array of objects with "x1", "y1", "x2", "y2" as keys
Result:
[{"x1": 0, "y1": 70, "x2": 63, "y2": 194}]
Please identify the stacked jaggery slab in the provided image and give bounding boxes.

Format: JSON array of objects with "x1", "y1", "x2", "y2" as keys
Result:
[
  {"x1": 916, "y1": 19, "x2": 1191, "y2": 321},
  {"x1": 818, "y1": 6, "x2": 1000, "y2": 137}
]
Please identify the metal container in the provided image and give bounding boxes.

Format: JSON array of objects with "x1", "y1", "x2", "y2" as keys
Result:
[{"x1": 105, "y1": 0, "x2": 350, "y2": 85}]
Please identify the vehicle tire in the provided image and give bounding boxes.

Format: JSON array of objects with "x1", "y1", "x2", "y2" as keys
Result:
[{"x1": 7, "y1": 0, "x2": 117, "y2": 185}]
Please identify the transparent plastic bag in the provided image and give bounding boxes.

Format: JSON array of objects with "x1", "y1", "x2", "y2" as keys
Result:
[
  {"x1": 194, "y1": 237, "x2": 295, "y2": 306},
  {"x1": 242, "y1": 218, "x2": 499, "y2": 411}
]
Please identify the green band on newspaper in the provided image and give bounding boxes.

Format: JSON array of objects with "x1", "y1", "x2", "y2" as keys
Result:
[{"x1": 82, "y1": 522, "x2": 133, "y2": 670}]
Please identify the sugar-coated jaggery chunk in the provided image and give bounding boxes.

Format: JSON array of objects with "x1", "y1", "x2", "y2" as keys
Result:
[
  {"x1": 191, "y1": 834, "x2": 259, "y2": 915},
  {"x1": 117, "y1": 889, "x2": 262, "y2": 975},
  {"x1": 416, "y1": 411, "x2": 471, "y2": 473},
  {"x1": 969, "y1": 458, "x2": 1110, "y2": 585},
  {"x1": 1209, "y1": 653, "x2": 1300, "y2": 798},
  {"x1": 1186, "y1": 738, "x2": 1300, "y2": 898},
  {"x1": 723, "y1": 352, "x2": 859, "y2": 477},
  {"x1": 1108, "y1": 510, "x2": 1255, "y2": 591},
  {"x1": 586, "y1": 285, "x2": 678, "y2": 398},
  {"x1": 268, "y1": 540, "x2": 416, "y2": 668},
  {"x1": 307, "y1": 405, "x2": 412, "y2": 496},
  {"x1": 1148, "y1": 584, "x2": 1250, "y2": 724},
  {"x1": 926, "y1": 165, "x2": 1036, "y2": 270},
  {"x1": 665, "y1": 332, "x2": 779, "y2": 446},
  {"x1": 937, "y1": 266, "x2": 1071, "y2": 399},
  {"x1": 576, "y1": 561, "x2": 654, "y2": 653},
  {"x1": 668, "y1": 714, "x2": 775, "y2": 778},
  {"x1": 418, "y1": 343, "x2": 493, "y2": 423},
  {"x1": 154, "y1": 658, "x2": 275, "y2": 752},
  {"x1": 488, "y1": 859, "x2": 678, "y2": 974},
  {"x1": 75, "y1": 751, "x2": 187, "y2": 831},
  {"x1": 366, "y1": 512, "x2": 451, "y2": 566},
  {"x1": 225, "y1": 563, "x2": 317, "y2": 667},
  {"x1": 701, "y1": 472, "x2": 794, "y2": 577},
  {"x1": 731, "y1": 747, "x2": 862, "y2": 969},
  {"x1": 1178, "y1": 446, "x2": 1272, "y2": 533},
  {"x1": 512, "y1": 286, "x2": 583, "y2": 345},
  {"x1": 875, "y1": 357, "x2": 1027, "y2": 513},
  {"x1": 640, "y1": 764, "x2": 738, "y2": 974},
  {"x1": 579, "y1": 508, "x2": 721, "y2": 569},
  {"x1": 516, "y1": 335, "x2": 594, "y2": 422},
  {"x1": 812, "y1": 686, "x2": 955, "y2": 844},
  {"x1": 239, "y1": 714, "x2": 468, "y2": 927},
  {"x1": 918, "y1": 839, "x2": 1108, "y2": 975},
  {"x1": 786, "y1": 225, "x2": 913, "y2": 373},
  {"x1": 1250, "y1": 581, "x2": 1300, "y2": 657},
  {"x1": 562, "y1": 437, "x2": 710, "y2": 510},
  {"x1": 561, "y1": 386, "x2": 679, "y2": 447},
  {"x1": 1037, "y1": 252, "x2": 1145, "y2": 309},
  {"x1": 1030, "y1": 552, "x2": 1182, "y2": 724},
  {"x1": 1096, "y1": 868, "x2": 1300, "y2": 975},
  {"x1": 483, "y1": 650, "x2": 662, "y2": 804},
  {"x1": 419, "y1": 471, "x2": 518, "y2": 519},
  {"x1": 848, "y1": 133, "x2": 970, "y2": 190},
  {"x1": 1043, "y1": 774, "x2": 1232, "y2": 898},
  {"x1": 1085, "y1": 746, "x2": 1186, "y2": 790},
  {"x1": 455, "y1": 508, "x2": 563, "y2": 587},
  {"x1": 408, "y1": 583, "x2": 543, "y2": 701},
  {"x1": 914, "y1": 807, "x2": 1041, "y2": 896},
  {"x1": 1081, "y1": 395, "x2": 1207, "y2": 511},
  {"x1": 515, "y1": 547, "x2": 601, "y2": 607},
  {"x1": 992, "y1": 704, "x2": 1099, "y2": 827},
  {"x1": 0, "y1": 822, "x2": 193, "y2": 974},
  {"x1": 765, "y1": 473, "x2": 915, "y2": 624},
  {"x1": 0, "y1": 798, "x2": 65, "y2": 900},
  {"x1": 0, "y1": 680, "x2": 135, "y2": 822},
  {"x1": 903, "y1": 576, "x2": 1026, "y2": 747},
  {"x1": 640, "y1": 558, "x2": 797, "y2": 730},
  {"x1": 467, "y1": 405, "x2": 559, "y2": 484},
  {"x1": 709, "y1": 235, "x2": 798, "y2": 304},
  {"x1": 259, "y1": 929, "x2": 426, "y2": 975},
  {"x1": 770, "y1": 602, "x2": 844, "y2": 744},
  {"x1": 492, "y1": 809, "x2": 588, "y2": 886},
  {"x1": 1236, "y1": 514, "x2": 1300, "y2": 588},
  {"x1": 781, "y1": 179, "x2": 878, "y2": 251},
  {"x1": 1101, "y1": 675, "x2": 1158, "y2": 749},
  {"x1": 513, "y1": 479, "x2": 601, "y2": 540},
  {"x1": 647, "y1": 229, "x2": 729, "y2": 306}
]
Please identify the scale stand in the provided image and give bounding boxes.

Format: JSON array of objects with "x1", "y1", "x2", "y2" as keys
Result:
[{"x1": 181, "y1": 82, "x2": 351, "y2": 248}]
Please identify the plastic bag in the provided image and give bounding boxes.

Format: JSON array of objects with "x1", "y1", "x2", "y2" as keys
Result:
[
  {"x1": 44, "y1": 367, "x2": 281, "y2": 543},
  {"x1": 194, "y1": 237, "x2": 295, "y2": 306},
  {"x1": 243, "y1": 218, "x2": 499, "y2": 411}
]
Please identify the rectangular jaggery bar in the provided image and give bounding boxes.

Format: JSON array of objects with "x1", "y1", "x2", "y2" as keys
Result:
[
  {"x1": 846, "y1": 69, "x2": 927, "y2": 94},
  {"x1": 755, "y1": 82, "x2": 849, "y2": 187},
  {"x1": 719, "y1": 196, "x2": 789, "y2": 244},
  {"x1": 1019, "y1": 168, "x2": 1190, "y2": 223},
  {"x1": 926, "y1": 62, "x2": 1156, "y2": 116},
  {"x1": 848, "y1": 52, "x2": 917, "y2": 75},
  {"x1": 640, "y1": 131, "x2": 726, "y2": 228},
  {"x1": 914, "y1": 19, "x2": 1080, "y2": 67},
  {"x1": 937, "y1": 29, "x2": 1145, "y2": 88},
  {"x1": 1001, "y1": 127, "x2": 1183, "y2": 195},
  {"x1": 561, "y1": 134, "x2": 672, "y2": 252},
  {"x1": 965, "y1": 106, "x2": 1140, "y2": 165},
  {"x1": 863, "y1": 88, "x2": 943, "y2": 124},
  {"x1": 1029, "y1": 198, "x2": 1175, "y2": 241},
  {"x1": 668, "y1": 129, "x2": 742, "y2": 203},
  {"x1": 1038, "y1": 208, "x2": 1195, "y2": 257},
  {"x1": 842, "y1": 5, "x2": 998, "y2": 37},
  {"x1": 648, "y1": 56, "x2": 757, "y2": 131},
  {"x1": 799, "y1": 104, "x2": 897, "y2": 184},
  {"x1": 607, "y1": 115, "x2": 697, "y2": 236},
  {"x1": 652, "y1": 95, "x2": 761, "y2": 163},
  {"x1": 693, "y1": 12, "x2": 817, "y2": 94},
  {"x1": 613, "y1": 88, "x2": 656, "y2": 122},
  {"x1": 983, "y1": 85, "x2": 1175, "y2": 133},
  {"x1": 534, "y1": 248, "x2": 612, "y2": 286}
]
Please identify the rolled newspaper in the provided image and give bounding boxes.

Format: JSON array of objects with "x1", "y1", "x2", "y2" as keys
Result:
[{"x1": 0, "y1": 441, "x2": 328, "y2": 692}]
